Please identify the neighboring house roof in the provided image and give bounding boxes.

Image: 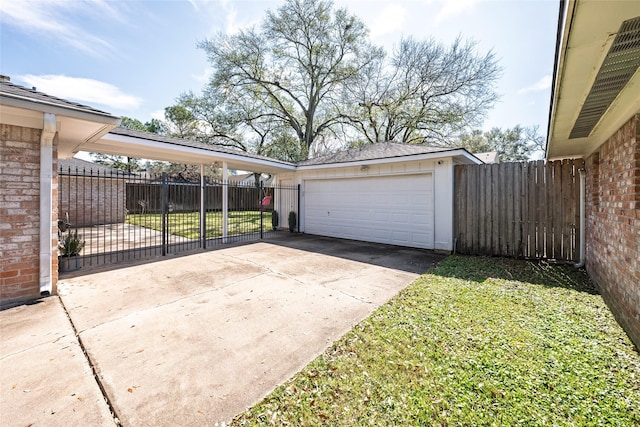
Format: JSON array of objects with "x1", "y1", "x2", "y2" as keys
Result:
[
  {"x1": 474, "y1": 152, "x2": 499, "y2": 164},
  {"x1": 58, "y1": 157, "x2": 133, "y2": 176},
  {"x1": 227, "y1": 172, "x2": 255, "y2": 184},
  {"x1": 546, "y1": 1, "x2": 640, "y2": 159},
  {"x1": 297, "y1": 142, "x2": 480, "y2": 166},
  {"x1": 0, "y1": 79, "x2": 115, "y2": 117}
]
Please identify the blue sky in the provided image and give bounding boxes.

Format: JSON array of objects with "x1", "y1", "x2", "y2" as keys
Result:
[{"x1": 0, "y1": 0, "x2": 559, "y2": 135}]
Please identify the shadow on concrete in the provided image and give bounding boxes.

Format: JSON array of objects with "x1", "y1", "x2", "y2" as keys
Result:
[
  {"x1": 265, "y1": 233, "x2": 446, "y2": 275},
  {"x1": 59, "y1": 232, "x2": 446, "y2": 279}
]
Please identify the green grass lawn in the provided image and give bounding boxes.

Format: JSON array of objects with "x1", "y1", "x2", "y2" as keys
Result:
[
  {"x1": 127, "y1": 211, "x2": 272, "y2": 239},
  {"x1": 232, "y1": 255, "x2": 640, "y2": 426}
]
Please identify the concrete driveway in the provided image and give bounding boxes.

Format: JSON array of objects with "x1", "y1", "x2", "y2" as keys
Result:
[{"x1": 4, "y1": 235, "x2": 443, "y2": 426}]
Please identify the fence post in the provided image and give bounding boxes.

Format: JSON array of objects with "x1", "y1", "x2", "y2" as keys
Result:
[{"x1": 161, "y1": 172, "x2": 167, "y2": 256}]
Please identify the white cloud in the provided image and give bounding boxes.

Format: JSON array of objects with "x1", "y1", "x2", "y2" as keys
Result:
[
  {"x1": 430, "y1": 0, "x2": 481, "y2": 23},
  {"x1": 369, "y1": 4, "x2": 408, "y2": 38},
  {"x1": 150, "y1": 109, "x2": 166, "y2": 121},
  {"x1": 17, "y1": 74, "x2": 143, "y2": 110},
  {"x1": 0, "y1": 0, "x2": 116, "y2": 55},
  {"x1": 518, "y1": 75, "x2": 552, "y2": 94}
]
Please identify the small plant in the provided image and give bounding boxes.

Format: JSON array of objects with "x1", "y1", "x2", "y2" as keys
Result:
[
  {"x1": 58, "y1": 230, "x2": 85, "y2": 257},
  {"x1": 272, "y1": 210, "x2": 279, "y2": 231},
  {"x1": 288, "y1": 211, "x2": 297, "y2": 232}
]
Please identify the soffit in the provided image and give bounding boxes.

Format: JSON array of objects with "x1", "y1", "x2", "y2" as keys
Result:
[{"x1": 547, "y1": 0, "x2": 640, "y2": 160}]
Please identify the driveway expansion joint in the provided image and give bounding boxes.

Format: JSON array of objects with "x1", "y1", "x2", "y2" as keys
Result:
[{"x1": 57, "y1": 295, "x2": 122, "y2": 426}]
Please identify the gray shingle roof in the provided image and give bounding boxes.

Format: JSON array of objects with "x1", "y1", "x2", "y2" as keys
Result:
[
  {"x1": 297, "y1": 143, "x2": 464, "y2": 166},
  {"x1": 0, "y1": 80, "x2": 117, "y2": 117},
  {"x1": 109, "y1": 127, "x2": 296, "y2": 167}
]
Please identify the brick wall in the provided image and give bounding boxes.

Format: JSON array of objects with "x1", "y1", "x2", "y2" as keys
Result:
[
  {"x1": 585, "y1": 114, "x2": 640, "y2": 350},
  {"x1": 59, "y1": 175, "x2": 126, "y2": 226},
  {"x1": 0, "y1": 124, "x2": 58, "y2": 305}
]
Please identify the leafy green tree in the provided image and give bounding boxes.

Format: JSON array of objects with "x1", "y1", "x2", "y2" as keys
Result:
[
  {"x1": 119, "y1": 116, "x2": 147, "y2": 131},
  {"x1": 454, "y1": 125, "x2": 545, "y2": 161},
  {"x1": 164, "y1": 105, "x2": 198, "y2": 139},
  {"x1": 145, "y1": 118, "x2": 167, "y2": 135},
  {"x1": 92, "y1": 115, "x2": 155, "y2": 172}
]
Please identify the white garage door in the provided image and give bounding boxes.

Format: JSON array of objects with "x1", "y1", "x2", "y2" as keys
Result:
[{"x1": 304, "y1": 174, "x2": 434, "y2": 249}]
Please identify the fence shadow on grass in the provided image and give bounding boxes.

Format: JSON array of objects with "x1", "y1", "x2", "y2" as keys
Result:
[{"x1": 430, "y1": 254, "x2": 599, "y2": 295}]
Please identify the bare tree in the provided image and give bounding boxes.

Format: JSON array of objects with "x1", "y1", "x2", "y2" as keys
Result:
[
  {"x1": 198, "y1": 0, "x2": 383, "y2": 158},
  {"x1": 344, "y1": 37, "x2": 500, "y2": 145}
]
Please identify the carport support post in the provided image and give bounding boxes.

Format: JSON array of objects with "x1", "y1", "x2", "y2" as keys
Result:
[
  {"x1": 260, "y1": 181, "x2": 264, "y2": 240},
  {"x1": 222, "y1": 162, "x2": 228, "y2": 243},
  {"x1": 200, "y1": 164, "x2": 206, "y2": 249},
  {"x1": 297, "y1": 184, "x2": 301, "y2": 233},
  {"x1": 161, "y1": 173, "x2": 167, "y2": 256}
]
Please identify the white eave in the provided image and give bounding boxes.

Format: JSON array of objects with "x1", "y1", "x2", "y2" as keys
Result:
[
  {"x1": 296, "y1": 149, "x2": 482, "y2": 171},
  {"x1": 86, "y1": 132, "x2": 297, "y2": 174},
  {"x1": 0, "y1": 93, "x2": 120, "y2": 159},
  {"x1": 547, "y1": 0, "x2": 640, "y2": 160}
]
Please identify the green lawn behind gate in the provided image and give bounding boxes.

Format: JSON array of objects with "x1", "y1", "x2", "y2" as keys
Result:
[{"x1": 127, "y1": 211, "x2": 273, "y2": 239}]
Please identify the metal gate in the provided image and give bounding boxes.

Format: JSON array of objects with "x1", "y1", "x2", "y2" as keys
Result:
[{"x1": 58, "y1": 166, "x2": 299, "y2": 271}]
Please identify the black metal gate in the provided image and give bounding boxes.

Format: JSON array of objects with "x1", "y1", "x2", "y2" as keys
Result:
[{"x1": 58, "y1": 166, "x2": 299, "y2": 271}]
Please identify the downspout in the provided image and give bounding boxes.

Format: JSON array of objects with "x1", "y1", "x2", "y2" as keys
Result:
[
  {"x1": 40, "y1": 113, "x2": 56, "y2": 296},
  {"x1": 575, "y1": 168, "x2": 586, "y2": 268}
]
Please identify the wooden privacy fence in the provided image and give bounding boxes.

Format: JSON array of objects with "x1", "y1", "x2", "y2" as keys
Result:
[{"x1": 454, "y1": 159, "x2": 584, "y2": 261}]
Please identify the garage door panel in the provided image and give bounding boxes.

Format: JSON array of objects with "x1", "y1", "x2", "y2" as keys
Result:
[{"x1": 304, "y1": 175, "x2": 434, "y2": 249}]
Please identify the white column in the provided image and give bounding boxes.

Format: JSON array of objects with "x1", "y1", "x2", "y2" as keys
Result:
[
  {"x1": 200, "y1": 164, "x2": 205, "y2": 247},
  {"x1": 40, "y1": 113, "x2": 56, "y2": 295},
  {"x1": 222, "y1": 162, "x2": 228, "y2": 242}
]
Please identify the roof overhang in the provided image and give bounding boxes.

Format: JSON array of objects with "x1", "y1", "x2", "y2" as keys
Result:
[
  {"x1": 296, "y1": 149, "x2": 482, "y2": 171},
  {"x1": 0, "y1": 94, "x2": 120, "y2": 158},
  {"x1": 85, "y1": 132, "x2": 297, "y2": 174},
  {"x1": 547, "y1": 0, "x2": 640, "y2": 160}
]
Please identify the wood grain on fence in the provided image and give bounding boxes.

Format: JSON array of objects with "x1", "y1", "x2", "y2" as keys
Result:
[{"x1": 454, "y1": 159, "x2": 584, "y2": 261}]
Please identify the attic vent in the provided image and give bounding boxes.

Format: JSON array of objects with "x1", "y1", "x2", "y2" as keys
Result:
[{"x1": 569, "y1": 16, "x2": 640, "y2": 139}]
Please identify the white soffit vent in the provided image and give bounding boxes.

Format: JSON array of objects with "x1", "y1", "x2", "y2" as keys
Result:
[{"x1": 569, "y1": 16, "x2": 640, "y2": 139}]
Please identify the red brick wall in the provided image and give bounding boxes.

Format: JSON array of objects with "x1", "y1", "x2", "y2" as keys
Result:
[
  {"x1": 0, "y1": 124, "x2": 58, "y2": 305},
  {"x1": 585, "y1": 114, "x2": 640, "y2": 349}
]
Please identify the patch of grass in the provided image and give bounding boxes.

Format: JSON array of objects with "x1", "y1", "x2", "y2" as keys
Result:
[
  {"x1": 126, "y1": 211, "x2": 272, "y2": 239},
  {"x1": 232, "y1": 256, "x2": 640, "y2": 426}
]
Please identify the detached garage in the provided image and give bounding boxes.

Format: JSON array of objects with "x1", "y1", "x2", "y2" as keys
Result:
[{"x1": 281, "y1": 143, "x2": 482, "y2": 251}]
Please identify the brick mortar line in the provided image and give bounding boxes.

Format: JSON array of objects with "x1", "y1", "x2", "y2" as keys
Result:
[{"x1": 57, "y1": 295, "x2": 123, "y2": 426}]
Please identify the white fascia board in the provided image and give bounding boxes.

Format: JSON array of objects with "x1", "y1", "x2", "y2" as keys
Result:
[
  {"x1": 296, "y1": 149, "x2": 482, "y2": 170},
  {"x1": 98, "y1": 133, "x2": 297, "y2": 172},
  {"x1": 0, "y1": 94, "x2": 120, "y2": 124},
  {"x1": 546, "y1": 0, "x2": 574, "y2": 159}
]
